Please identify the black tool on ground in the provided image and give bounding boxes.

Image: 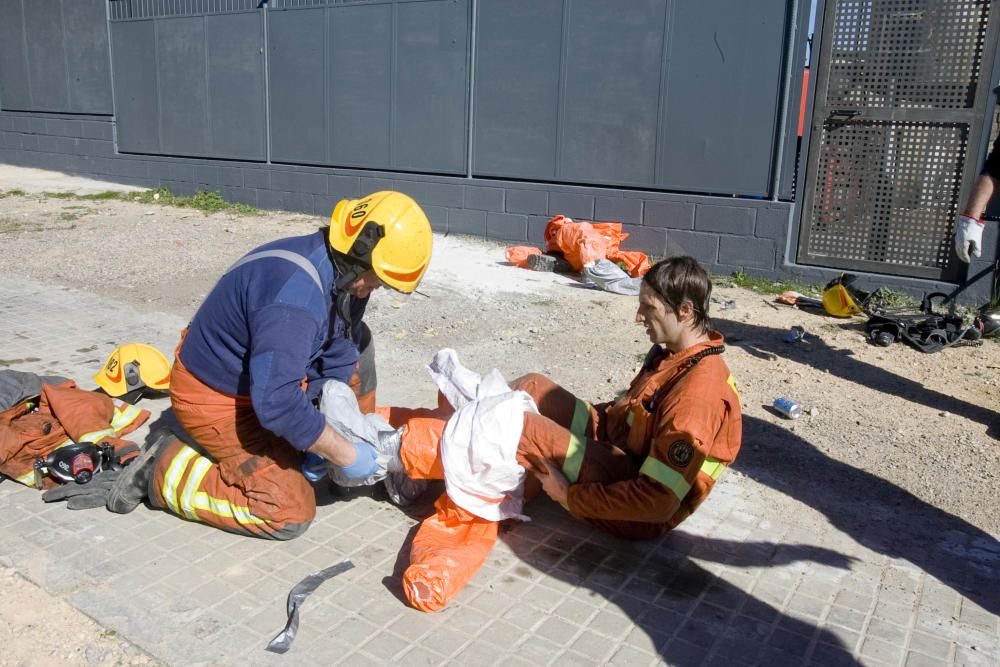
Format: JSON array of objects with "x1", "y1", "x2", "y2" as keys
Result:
[
  {"x1": 862, "y1": 259, "x2": 1000, "y2": 352},
  {"x1": 864, "y1": 291, "x2": 984, "y2": 353},
  {"x1": 33, "y1": 441, "x2": 124, "y2": 486},
  {"x1": 266, "y1": 560, "x2": 355, "y2": 654}
]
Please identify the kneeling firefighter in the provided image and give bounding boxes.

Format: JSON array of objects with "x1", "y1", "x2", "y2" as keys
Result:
[{"x1": 100, "y1": 191, "x2": 433, "y2": 539}]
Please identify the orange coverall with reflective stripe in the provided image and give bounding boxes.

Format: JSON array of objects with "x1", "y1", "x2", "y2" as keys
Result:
[
  {"x1": 148, "y1": 348, "x2": 373, "y2": 540},
  {"x1": 388, "y1": 332, "x2": 742, "y2": 541}
]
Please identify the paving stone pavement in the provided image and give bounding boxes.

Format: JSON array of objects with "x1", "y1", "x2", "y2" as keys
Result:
[{"x1": 2, "y1": 274, "x2": 999, "y2": 667}]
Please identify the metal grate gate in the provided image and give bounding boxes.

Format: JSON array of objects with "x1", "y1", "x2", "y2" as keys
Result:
[{"x1": 798, "y1": 0, "x2": 999, "y2": 280}]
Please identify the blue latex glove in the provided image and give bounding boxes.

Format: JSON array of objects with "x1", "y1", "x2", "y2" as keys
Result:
[
  {"x1": 337, "y1": 442, "x2": 379, "y2": 482},
  {"x1": 301, "y1": 452, "x2": 328, "y2": 483}
]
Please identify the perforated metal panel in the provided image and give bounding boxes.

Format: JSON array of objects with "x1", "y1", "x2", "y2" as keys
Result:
[
  {"x1": 109, "y1": 0, "x2": 259, "y2": 20},
  {"x1": 807, "y1": 121, "x2": 966, "y2": 268},
  {"x1": 798, "y1": 0, "x2": 999, "y2": 280},
  {"x1": 825, "y1": 0, "x2": 990, "y2": 110}
]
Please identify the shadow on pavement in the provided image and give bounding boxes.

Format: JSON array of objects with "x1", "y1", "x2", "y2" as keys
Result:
[
  {"x1": 717, "y1": 317, "x2": 998, "y2": 438},
  {"x1": 736, "y1": 413, "x2": 1000, "y2": 615},
  {"x1": 714, "y1": 318, "x2": 1000, "y2": 614},
  {"x1": 496, "y1": 510, "x2": 862, "y2": 666}
]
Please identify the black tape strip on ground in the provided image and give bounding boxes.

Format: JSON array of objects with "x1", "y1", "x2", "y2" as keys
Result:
[{"x1": 265, "y1": 559, "x2": 355, "y2": 654}]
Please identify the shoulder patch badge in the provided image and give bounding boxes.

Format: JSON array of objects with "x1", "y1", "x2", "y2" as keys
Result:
[{"x1": 667, "y1": 440, "x2": 694, "y2": 468}]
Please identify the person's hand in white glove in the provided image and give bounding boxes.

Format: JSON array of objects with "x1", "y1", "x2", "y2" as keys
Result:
[{"x1": 954, "y1": 214, "x2": 986, "y2": 263}]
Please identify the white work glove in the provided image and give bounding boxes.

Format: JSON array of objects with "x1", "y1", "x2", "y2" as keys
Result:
[{"x1": 954, "y1": 214, "x2": 985, "y2": 263}]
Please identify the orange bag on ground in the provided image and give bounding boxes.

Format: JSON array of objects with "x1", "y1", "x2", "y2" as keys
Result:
[
  {"x1": 607, "y1": 248, "x2": 651, "y2": 278},
  {"x1": 544, "y1": 216, "x2": 615, "y2": 271},
  {"x1": 403, "y1": 493, "x2": 499, "y2": 612},
  {"x1": 504, "y1": 246, "x2": 542, "y2": 269}
]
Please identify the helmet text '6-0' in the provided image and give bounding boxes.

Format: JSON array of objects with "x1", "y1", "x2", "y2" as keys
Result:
[{"x1": 328, "y1": 191, "x2": 432, "y2": 293}]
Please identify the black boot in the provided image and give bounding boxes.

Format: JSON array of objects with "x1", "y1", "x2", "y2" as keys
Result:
[{"x1": 106, "y1": 428, "x2": 177, "y2": 514}]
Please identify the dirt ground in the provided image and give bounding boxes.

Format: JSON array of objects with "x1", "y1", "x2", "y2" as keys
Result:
[{"x1": 0, "y1": 188, "x2": 998, "y2": 665}]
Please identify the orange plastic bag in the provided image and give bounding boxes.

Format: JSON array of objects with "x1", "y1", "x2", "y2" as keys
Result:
[
  {"x1": 403, "y1": 493, "x2": 499, "y2": 612},
  {"x1": 607, "y1": 249, "x2": 651, "y2": 278},
  {"x1": 504, "y1": 245, "x2": 542, "y2": 269},
  {"x1": 543, "y1": 215, "x2": 636, "y2": 272}
]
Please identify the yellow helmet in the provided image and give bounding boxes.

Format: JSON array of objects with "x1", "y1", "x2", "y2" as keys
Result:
[
  {"x1": 822, "y1": 274, "x2": 865, "y2": 318},
  {"x1": 94, "y1": 343, "x2": 171, "y2": 403},
  {"x1": 328, "y1": 191, "x2": 432, "y2": 293}
]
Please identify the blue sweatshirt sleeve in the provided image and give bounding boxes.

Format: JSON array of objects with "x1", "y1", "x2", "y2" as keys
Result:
[{"x1": 248, "y1": 304, "x2": 326, "y2": 450}]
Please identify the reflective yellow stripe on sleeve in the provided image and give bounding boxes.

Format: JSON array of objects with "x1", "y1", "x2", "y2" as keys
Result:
[
  {"x1": 15, "y1": 470, "x2": 38, "y2": 487},
  {"x1": 639, "y1": 457, "x2": 692, "y2": 499},
  {"x1": 726, "y1": 375, "x2": 740, "y2": 401},
  {"x1": 701, "y1": 456, "x2": 726, "y2": 481},
  {"x1": 110, "y1": 403, "x2": 144, "y2": 431},
  {"x1": 562, "y1": 399, "x2": 591, "y2": 483},
  {"x1": 639, "y1": 455, "x2": 728, "y2": 499},
  {"x1": 78, "y1": 428, "x2": 116, "y2": 443}
]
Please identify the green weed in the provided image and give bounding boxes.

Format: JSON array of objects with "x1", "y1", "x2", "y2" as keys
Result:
[
  {"x1": 59, "y1": 211, "x2": 80, "y2": 221},
  {"x1": 80, "y1": 191, "x2": 125, "y2": 201},
  {"x1": 130, "y1": 188, "x2": 256, "y2": 215},
  {"x1": 0, "y1": 218, "x2": 44, "y2": 233},
  {"x1": 34, "y1": 187, "x2": 258, "y2": 215},
  {"x1": 724, "y1": 271, "x2": 820, "y2": 297},
  {"x1": 0, "y1": 189, "x2": 26, "y2": 199}
]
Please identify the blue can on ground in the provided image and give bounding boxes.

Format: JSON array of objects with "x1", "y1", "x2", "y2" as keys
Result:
[{"x1": 773, "y1": 397, "x2": 802, "y2": 419}]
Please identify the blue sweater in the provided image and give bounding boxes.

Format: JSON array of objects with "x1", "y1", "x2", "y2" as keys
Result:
[{"x1": 179, "y1": 231, "x2": 368, "y2": 450}]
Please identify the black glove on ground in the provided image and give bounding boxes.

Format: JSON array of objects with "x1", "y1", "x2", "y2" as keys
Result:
[{"x1": 41, "y1": 469, "x2": 121, "y2": 510}]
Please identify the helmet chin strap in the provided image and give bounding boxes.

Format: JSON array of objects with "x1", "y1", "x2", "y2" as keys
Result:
[
  {"x1": 330, "y1": 221, "x2": 386, "y2": 342},
  {"x1": 331, "y1": 251, "x2": 365, "y2": 342}
]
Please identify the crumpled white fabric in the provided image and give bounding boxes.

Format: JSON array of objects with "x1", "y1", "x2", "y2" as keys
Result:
[
  {"x1": 428, "y1": 349, "x2": 538, "y2": 522},
  {"x1": 582, "y1": 258, "x2": 642, "y2": 295},
  {"x1": 318, "y1": 380, "x2": 394, "y2": 487}
]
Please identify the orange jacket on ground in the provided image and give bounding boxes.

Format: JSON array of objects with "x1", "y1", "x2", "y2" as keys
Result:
[{"x1": 0, "y1": 381, "x2": 148, "y2": 489}]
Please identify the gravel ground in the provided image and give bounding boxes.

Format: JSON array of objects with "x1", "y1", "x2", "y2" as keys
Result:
[{"x1": 0, "y1": 186, "x2": 998, "y2": 663}]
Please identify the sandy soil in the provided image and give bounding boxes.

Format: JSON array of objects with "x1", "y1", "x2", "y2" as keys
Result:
[{"x1": 0, "y1": 187, "x2": 998, "y2": 664}]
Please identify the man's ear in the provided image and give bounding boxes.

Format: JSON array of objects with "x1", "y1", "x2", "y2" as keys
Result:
[{"x1": 676, "y1": 299, "x2": 696, "y2": 324}]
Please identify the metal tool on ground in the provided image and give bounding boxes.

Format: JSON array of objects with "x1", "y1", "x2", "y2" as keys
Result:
[{"x1": 266, "y1": 560, "x2": 355, "y2": 654}]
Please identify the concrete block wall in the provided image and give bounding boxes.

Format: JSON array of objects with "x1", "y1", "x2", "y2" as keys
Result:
[{"x1": 0, "y1": 110, "x2": 992, "y2": 303}]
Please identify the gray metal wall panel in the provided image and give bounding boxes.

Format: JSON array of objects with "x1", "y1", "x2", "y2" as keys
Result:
[
  {"x1": 0, "y1": 1, "x2": 30, "y2": 110},
  {"x1": 657, "y1": 0, "x2": 786, "y2": 196},
  {"x1": 157, "y1": 17, "x2": 210, "y2": 156},
  {"x1": 393, "y1": 0, "x2": 468, "y2": 173},
  {"x1": 329, "y1": 4, "x2": 392, "y2": 167},
  {"x1": 559, "y1": 0, "x2": 665, "y2": 185},
  {"x1": 778, "y1": 0, "x2": 811, "y2": 200},
  {"x1": 111, "y1": 21, "x2": 161, "y2": 154},
  {"x1": 23, "y1": 0, "x2": 69, "y2": 112},
  {"x1": 268, "y1": 8, "x2": 327, "y2": 164},
  {"x1": 62, "y1": 0, "x2": 113, "y2": 114},
  {"x1": 472, "y1": 0, "x2": 561, "y2": 178},
  {"x1": 205, "y1": 13, "x2": 266, "y2": 160}
]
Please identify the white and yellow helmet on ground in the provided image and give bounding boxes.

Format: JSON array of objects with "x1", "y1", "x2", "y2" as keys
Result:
[
  {"x1": 94, "y1": 343, "x2": 171, "y2": 403},
  {"x1": 329, "y1": 191, "x2": 432, "y2": 293}
]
